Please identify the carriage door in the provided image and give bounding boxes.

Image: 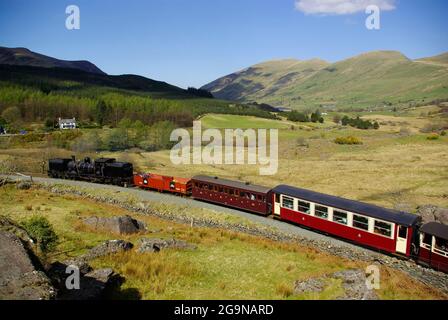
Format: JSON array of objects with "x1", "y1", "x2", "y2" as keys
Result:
[
  {"x1": 396, "y1": 225, "x2": 408, "y2": 254},
  {"x1": 274, "y1": 193, "x2": 281, "y2": 216}
]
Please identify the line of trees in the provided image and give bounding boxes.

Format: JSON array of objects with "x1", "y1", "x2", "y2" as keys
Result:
[
  {"x1": 287, "y1": 110, "x2": 324, "y2": 123},
  {"x1": 0, "y1": 83, "x2": 277, "y2": 131}
]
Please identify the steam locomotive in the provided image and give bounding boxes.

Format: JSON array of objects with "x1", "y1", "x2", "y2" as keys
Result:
[{"x1": 48, "y1": 156, "x2": 133, "y2": 187}]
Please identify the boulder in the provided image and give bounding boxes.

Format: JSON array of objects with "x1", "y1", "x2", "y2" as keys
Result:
[
  {"x1": 332, "y1": 269, "x2": 378, "y2": 300},
  {"x1": 82, "y1": 215, "x2": 146, "y2": 235},
  {"x1": 417, "y1": 205, "x2": 448, "y2": 225},
  {"x1": 293, "y1": 269, "x2": 378, "y2": 300},
  {"x1": 294, "y1": 278, "x2": 326, "y2": 294},
  {"x1": 16, "y1": 181, "x2": 31, "y2": 190},
  {"x1": 0, "y1": 230, "x2": 55, "y2": 300},
  {"x1": 79, "y1": 240, "x2": 133, "y2": 262},
  {"x1": 138, "y1": 238, "x2": 197, "y2": 253},
  {"x1": 57, "y1": 268, "x2": 116, "y2": 300}
]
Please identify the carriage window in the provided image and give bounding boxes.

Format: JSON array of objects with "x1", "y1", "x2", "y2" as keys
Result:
[
  {"x1": 374, "y1": 220, "x2": 392, "y2": 238},
  {"x1": 422, "y1": 233, "x2": 432, "y2": 246},
  {"x1": 282, "y1": 196, "x2": 294, "y2": 210},
  {"x1": 275, "y1": 194, "x2": 280, "y2": 203},
  {"x1": 398, "y1": 226, "x2": 407, "y2": 238},
  {"x1": 194, "y1": 182, "x2": 199, "y2": 187},
  {"x1": 257, "y1": 195, "x2": 262, "y2": 201},
  {"x1": 249, "y1": 193, "x2": 256, "y2": 201},
  {"x1": 298, "y1": 201, "x2": 310, "y2": 214},
  {"x1": 219, "y1": 186, "x2": 224, "y2": 193},
  {"x1": 353, "y1": 214, "x2": 369, "y2": 231},
  {"x1": 315, "y1": 205, "x2": 328, "y2": 219},
  {"x1": 240, "y1": 191, "x2": 245, "y2": 197},
  {"x1": 333, "y1": 210, "x2": 347, "y2": 225},
  {"x1": 214, "y1": 185, "x2": 218, "y2": 191},
  {"x1": 229, "y1": 189, "x2": 234, "y2": 195},
  {"x1": 435, "y1": 238, "x2": 448, "y2": 252}
]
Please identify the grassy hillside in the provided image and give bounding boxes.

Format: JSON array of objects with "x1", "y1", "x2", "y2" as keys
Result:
[{"x1": 202, "y1": 51, "x2": 448, "y2": 111}]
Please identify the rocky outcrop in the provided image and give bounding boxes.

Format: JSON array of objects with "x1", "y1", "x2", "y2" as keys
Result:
[
  {"x1": 138, "y1": 238, "x2": 197, "y2": 253},
  {"x1": 54, "y1": 266, "x2": 116, "y2": 300},
  {"x1": 0, "y1": 230, "x2": 55, "y2": 300},
  {"x1": 294, "y1": 269, "x2": 378, "y2": 300},
  {"x1": 332, "y1": 269, "x2": 379, "y2": 300},
  {"x1": 71, "y1": 240, "x2": 133, "y2": 264},
  {"x1": 82, "y1": 215, "x2": 146, "y2": 235},
  {"x1": 48, "y1": 240, "x2": 132, "y2": 300},
  {"x1": 417, "y1": 205, "x2": 448, "y2": 225}
]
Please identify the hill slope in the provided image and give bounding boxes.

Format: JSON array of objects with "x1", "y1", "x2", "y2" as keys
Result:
[
  {"x1": 0, "y1": 46, "x2": 106, "y2": 75},
  {"x1": 202, "y1": 51, "x2": 448, "y2": 110}
]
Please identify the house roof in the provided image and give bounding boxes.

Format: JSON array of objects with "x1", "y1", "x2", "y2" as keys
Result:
[
  {"x1": 420, "y1": 222, "x2": 448, "y2": 240},
  {"x1": 192, "y1": 175, "x2": 272, "y2": 194},
  {"x1": 58, "y1": 118, "x2": 76, "y2": 123},
  {"x1": 272, "y1": 184, "x2": 420, "y2": 226}
]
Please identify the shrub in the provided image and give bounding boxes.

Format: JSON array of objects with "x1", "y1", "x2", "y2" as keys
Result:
[
  {"x1": 441, "y1": 131, "x2": 446, "y2": 136},
  {"x1": 427, "y1": 133, "x2": 439, "y2": 140},
  {"x1": 334, "y1": 136, "x2": 363, "y2": 145},
  {"x1": 287, "y1": 111, "x2": 309, "y2": 122},
  {"x1": 21, "y1": 216, "x2": 58, "y2": 253}
]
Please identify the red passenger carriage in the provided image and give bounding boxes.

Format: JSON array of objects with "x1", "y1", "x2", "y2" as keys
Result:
[
  {"x1": 191, "y1": 175, "x2": 272, "y2": 215},
  {"x1": 271, "y1": 185, "x2": 421, "y2": 256},
  {"x1": 418, "y1": 222, "x2": 448, "y2": 272}
]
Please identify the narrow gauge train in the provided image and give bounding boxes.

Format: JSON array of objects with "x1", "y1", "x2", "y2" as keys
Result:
[{"x1": 47, "y1": 158, "x2": 448, "y2": 273}]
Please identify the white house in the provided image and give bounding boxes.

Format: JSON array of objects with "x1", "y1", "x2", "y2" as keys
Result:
[{"x1": 58, "y1": 118, "x2": 77, "y2": 130}]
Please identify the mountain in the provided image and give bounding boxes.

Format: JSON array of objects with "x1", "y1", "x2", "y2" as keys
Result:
[
  {"x1": 0, "y1": 46, "x2": 106, "y2": 75},
  {"x1": 0, "y1": 64, "x2": 193, "y2": 99},
  {"x1": 202, "y1": 51, "x2": 448, "y2": 110},
  {"x1": 415, "y1": 52, "x2": 448, "y2": 67}
]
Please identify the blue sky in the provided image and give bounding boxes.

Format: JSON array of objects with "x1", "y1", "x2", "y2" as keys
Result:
[{"x1": 0, "y1": 0, "x2": 447, "y2": 88}]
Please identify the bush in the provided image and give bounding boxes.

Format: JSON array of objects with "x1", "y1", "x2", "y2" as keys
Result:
[
  {"x1": 334, "y1": 136, "x2": 363, "y2": 145},
  {"x1": 427, "y1": 133, "x2": 440, "y2": 140},
  {"x1": 21, "y1": 216, "x2": 58, "y2": 253},
  {"x1": 341, "y1": 116, "x2": 378, "y2": 130},
  {"x1": 287, "y1": 111, "x2": 309, "y2": 122},
  {"x1": 441, "y1": 131, "x2": 446, "y2": 136}
]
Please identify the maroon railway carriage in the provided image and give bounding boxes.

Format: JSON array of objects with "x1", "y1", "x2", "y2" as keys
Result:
[
  {"x1": 191, "y1": 175, "x2": 272, "y2": 215},
  {"x1": 271, "y1": 185, "x2": 421, "y2": 256},
  {"x1": 418, "y1": 222, "x2": 448, "y2": 273}
]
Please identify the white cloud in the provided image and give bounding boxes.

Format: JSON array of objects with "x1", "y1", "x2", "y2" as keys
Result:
[{"x1": 295, "y1": 0, "x2": 396, "y2": 15}]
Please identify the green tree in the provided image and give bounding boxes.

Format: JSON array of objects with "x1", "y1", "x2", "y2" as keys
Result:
[
  {"x1": 93, "y1": 100, "x2": 108, "y2": 126},
  {"x1": 1, "y1": 106, "x2": 22, "y2": 125},
  {"x1": 287, "y1": 111, "x2": 309, "y2": 122},
  {"x1": 21, "y1": 216, "x2": 58, "y2": 253},
  {"x1": 103, "y1": 128, "x2": 129, "y2": 151}
]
